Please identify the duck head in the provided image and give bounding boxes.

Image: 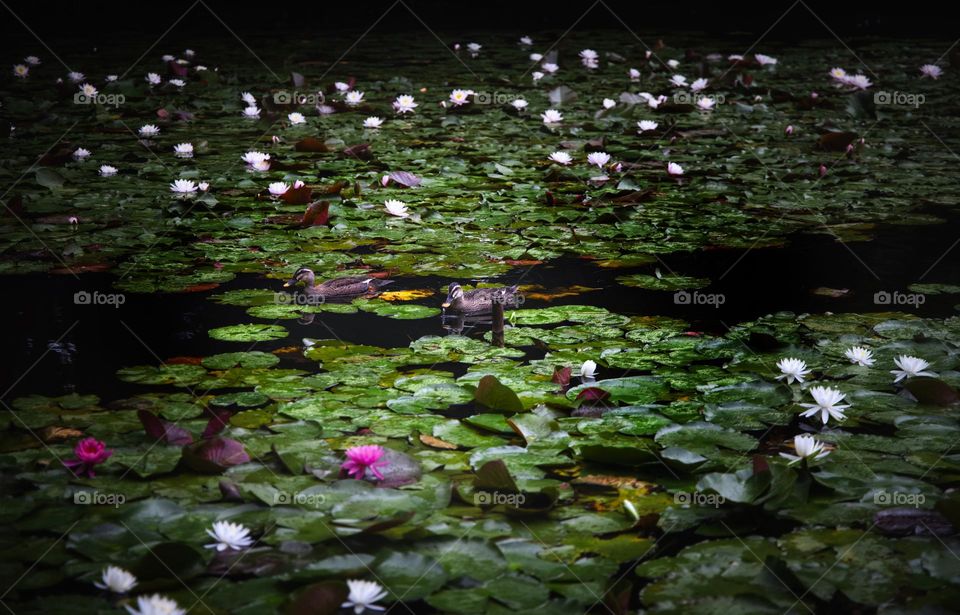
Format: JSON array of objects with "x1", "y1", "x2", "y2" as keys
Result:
[
  {"x1": 284, "y1": 267, "x2": 316, "y2": 288},
  {"x1": 441, "y1": 283, "x2": 464, "y2": 309}
]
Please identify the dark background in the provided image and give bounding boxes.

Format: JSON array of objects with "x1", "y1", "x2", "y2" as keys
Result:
[{"x1": 1, "y1": 0, "x2": 957, "y2": 42}]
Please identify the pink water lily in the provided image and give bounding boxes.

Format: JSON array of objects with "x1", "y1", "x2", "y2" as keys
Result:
[
  {"x1": 63, "y1": 437, "x2": 112, "y2": 477},
  {"x1": 342, "y1": 445, "x2": 387, "y2": 481}
]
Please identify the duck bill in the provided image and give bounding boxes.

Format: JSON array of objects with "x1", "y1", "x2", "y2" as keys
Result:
[
  {"x1": 283, "y1": 279, "x2": 297, "y2": 288},
  {"x1": 441, "y1": 301, "x2": 451, "y2": 308}
]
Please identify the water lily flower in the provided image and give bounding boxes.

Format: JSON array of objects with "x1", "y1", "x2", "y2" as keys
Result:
[
  {"x1": 696, "y1": 97, "x2": 715, "y2": 110},
  {"x1": 580, "y1": 49, "x2": 599, "y2": 69},
  {"x1": 510, "y1": 98, "x2": 528, "y2": 111},
  {"x1": 637, "y1": 120, "x2": 658, "y2": 132},
  {"x1": 168, "y1": 78, "x2": 185, "y2": 88},
  {"x1": 729, "y1": 54, "x2": 744, "y2": 61},
  {"x1": 669, "y1": 74, "x2": 688, "y2": 87},
  {"x1": 342, "y1": 444, "x2": 387, "y2": 480},
  {"x1": 198, "y1": 181, "x2": 210, "y2": 191},
  {"x1": 67, "y1": 71, "x2": 85, "y2": 83},
  {"x1": 384, "y1": 199, "x2": 409, "y2": 217},
  {"x1": 335, "y1": 81, "x2": 351, "y2": 92},
  {"x1": 542, "y1": 62, "x2": 559, "y2": 74},
  {"x1": 667, "y1": 59, "x2": 680, "y2": 69},
  {"x1": 24, "y1": 55, "x2": 40, "y2": 65},
  {"x1": 785, "y1": 125, "x2": 794, "y2": 135},
  {"x1": 532, "y1": 71, "x2": 544, "y2": 82},
  {"x1": 138, "y1": 124, "x2": 160, "y2": 138},
  {"x1": 173, "y1": 143, "x2": 193, "y2": 158},
  {"x1": 628, "y1": 68, "x2": 641, "y2": 81},
  {"x1": 549, "y1": 151, "x2": 572, "y2": 165},
  {"x1": 13, "y1": 64, "x2": 29, "y2": 78},
  {"x1": 818, "y1": 163, "x2": 827, "y2": 177},
  {"x1": 844, "y1": 346, "x2": 874, "y2": 367},
  {"x1": 106, "y1": 74, "x2": 118, "y2": 81},
  {"x1": 530, "y1": 53, "x2": 543, "y2": 62},
  {"x1": 63, "y1": 437, "x2": 112, "y2": 477},
  {"x1": 776, "y1": 358, "x2": 811, "y2": 384},
  {"x1": 205, "y1": 521, "x2": 254, "y2": 551},
  {"x1": 755, "y1": 53, "x2": 778, "y2": 66},
  {"x1": 268, "y1": 182, "x2": 290, "y2": 197},
  {"x1": 449, "y1": 89, "x2": 473, "y2": 106},
  {"x1": 891, "y1": 355, "x2": 937, "y2": 383},
  {"x1": 519, "y1": 35, "x2": 533, "y2": 46},
  {"x1": 467, "y1": 42, "x2": 481, "y2": 57},
  {"x1": 161, "y1": 54, "x2": 175, "y2": 62},
  {"x1": 169, "y1": 179, "x2": 197, "y2": 195},
  {"x1": 780, "y1": 434, "x2": 830, "y2": 465},
  {"x1": 73, "y1": 147, "x2": 92, "y2": 160},
  {"x1": 145, "y1": 72, "x2": 161, "y2": 85},
  {"x1": 288, "y1": 112, "x2": 306, "y2": 125},
  {"x1": 541, "y1": 109, "x2": 563, "y2": 124},
  {"x1": 240, "y1": 91, "x2": 256, "y2": 105},
  {"x1": 99, "y1": 165, "x2": 118, "y2": 177},
  {"x1": 840, "y1": 74, "x2": 872, "y2": 90},
  {"x1": 94, "y1": 566, "x2": 137, "y2": 593},
  {"x1": 690, "y1": 77, "x2": 709, "y2": 92},
  {"x1": 124, "y1": 594, "x2": 185, "y2": 615},
  {"x1": 580, "y1": 359, "x2": 598, "y2": 379},
  {"x1": 184, "y1": 48, "x2": 195, "y2": 58},
  {"x1": 363, "y1": 116, "x2": 384, "y2": 128},
  {"x1": 602, "y1": 98, "x2": 616, "y2": 109},
  {"x1": 392, "y1": 94, "x2": 417, "y2": 114},
  {"x1": 241, "y1": 151, "x2": 270, "y2": 169},
  {"x1": 587, "y1": 152, "x2": 611, "y2": 168},
  {"x1": 78, "y1": 83, "x2": 98, "y2": 98},
  {"x1": 799, "y1": 386, "x2": 850, "y2": 424},
  {"x1": 667, "y1": 162, "x2": 684, "y2": 176},
  {"x1": 829, "y1": 67, "x2": 847, "y2": 81},
  {"x1": 242, "y1": 106, "x2": 260, "y2": 118},
  {"x1": 920, "y1": 64, "x2": 943, "y2": 79},
  {"x1": 317, "y1": 103, "x2": 336, "y2": 115},
  {"x1": 341, "y1": 580, "x2": 388, "y2": 614},
  {"x1": 345, "y1": 90, "x2": 365, "y2": 106}
]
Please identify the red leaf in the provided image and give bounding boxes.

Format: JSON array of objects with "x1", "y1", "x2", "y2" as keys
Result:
[
  {"x1": 301, "y1": 201, "x2": 330, "y2": 226},
  {"x1": 281, "y1": 184, "x2": 313, "y2": 205},
  {"x1": 389, "y1": 171, "x2": 421, "y2": 187},
  {"x1": 342, "y1": 143, "x2": 372, "y2": 160},
  {"x1": 294, "y1": 137, "x2": 329, "y2": 152},
  {"x1": 202, "y1": 410, "x2": 232, "y2": 439},
  {"x1": 182, "y1": 437, "x2": 250, "y2": 473},
  {"x1": 576, "y1": 387, "x2": 610, "y2": 402},
  {"x1": 137, "y1": 410, "x2": 194, "y2": 446},
  {"x1": 167, "y1": 60, "x2": 189, "y2": 78},
  {"x1": 552, "y1": 366, "x2": 572, "y2": 388}
]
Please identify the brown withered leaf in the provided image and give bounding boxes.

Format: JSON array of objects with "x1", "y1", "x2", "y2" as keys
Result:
[{"x1": 419, "y1": 434, "x2": 457, "y2": 450}]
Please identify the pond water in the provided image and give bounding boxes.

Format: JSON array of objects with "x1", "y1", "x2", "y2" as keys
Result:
[{"x1": 3, "y1": 27, "x2": 960, "y2": 615}]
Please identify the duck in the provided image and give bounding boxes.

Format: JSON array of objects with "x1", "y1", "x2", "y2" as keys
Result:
[
  {"x1": 283, "y1": 267, "x2": 393, "y2": 300},
  {"x1": 441, "y1": 282, "x2": 521, "y2": 314}
]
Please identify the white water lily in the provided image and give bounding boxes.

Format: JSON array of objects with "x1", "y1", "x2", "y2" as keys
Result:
[
  {"x1": 241, "y1": 151, "x2": 270, "y2": 167},
  {"x1": 667, "y1": 59, "x2": 680, "y2": 69},
  {"x1": 799, "y1": 386, "x2": 850, "y2": 424},
  {"x1": 510, "y1": 98, "x2": 528, "y2": 111},
  {"x1": 341, "y1": 579, "x2": 387, "y2": 614},
  {"x1": 242, "y1": 105, "x2": 260, "y2": 118},
  {"x1": 891, "y1": 355, "x2": 937, "y2": 383},
  {"x1": 696, "y1": 97, "x2": 715, "y2": 110},
  {"x1": 587, "y1": 152, "x2": 611, "y2": 168},
  {"x1": 392, "y1": 94, "x2": 417, "y2": 114},
  {"x1": 628, "y1": 68, "x2": 641, "y2": 81},
  {"x1": 169, "y1": 179, "x2": 197, "y2": 195},
  {"x1": 580, "y1": 360, "x2": 598, "y2": 379},
  {"x1": 99, "y1": 165, "x2": 118, "y2": 177},
  {"x1": 530, "y1": 53, "x2": 543, "y2": 62},
  {"x1": 173, "y1": 143, "x2": 193, "y2": 158},
  {"x1": 345, "y1": 90, "x2": 365, "y2": 106},
  {"x1": 198, "y1": 181, "x2": 210, "y2": 191},
  {"x1": 205, "y1": 521, "x2": 254, "y2": 551},
  {"x1": 844, "y1": 346, "x2": 875, "y2": 367},
  {"x1": 94, "y1": 566, "x2": 137, "y2": 593},
  {"x1": 124, "y1": 594, "x2": 185, "y2": 615},
  {"x1": 667, "y1": 162, "x2": 684, "y2": 176},
  {"x1": 335, "y1": 81, "x2": 351, "y2": 92},
  {"x1": 106, "y1": 74, "x2": 118, "y2": 81},
  {"x1": 240, "y1": 91, "x2": 256, "y2": 105},
  {"x1": 146, "y1": 72, "x2": 162, "y2": 85},
  {"x1": 13, "y1": 64, "x2": 29, "y2": 78},
  {"x1": 920, "y1": 64, "x2": 943, "y2": 79},
  {"x1": 541, "y1": 109, "x2": 563, "y2": 124},
  {"x1": 268, "y1": 182, "x2": 290, "y2": 197},
  {"x1": 363, "y1": 116, "x2": 384, "y2": 128},
  {"x1": 690, "y1": 77, "x2": 709, "y2": 92},
  {"x1": 755, "y1": 53, "x2": 778, "y2": 66},
  {"x1": 637, "y1": 120, "x2": 658, "y2": 132},
  {"x1": 138, "y1": 124, "x2": 160, "y2": 138},
  {"x1": 79, "y1": 83, "x2": 98, "y2": 98},
  {"x1": 602, "y1": 98, "x2": 616, "y2": 109},
  {"x1": 531, "y1": 71, "x2": 544, "y2": 82},
  {"x1": 467, "y1": 42, "x2": 482, "y2": 57},
  {"x1": 541, "y1": 62, "x2": 559, "y2": 74},
  {"x1": 73, "y1": 147, "x2": 92, "y2": 160},
  {"x1": 449, "y1": 89, "x2": 473, "y2": 106},
  {"x1": 780, "y1": 434, "x2": 830, "y2": 465},
  {"x1": 288, "y1": 112, "x2": 306, "y2": 125},
  {"x1": 775, "y1": 358, "x2": 811, "y2": 384},
  {"x1": 829, "y1": 67, "x2": 846, "y2": 81},
  {"x1": 67, "y1": 71, "x2": 85, "y2": 83},
  {"x1": 161, "y1": 54, "x2": 175, "y2": 62},
  {"x1": 168, "y1": 78, "x2": 185, "y2": 88},
  {"x1": 24, "y1": 55, "x2": 40, "y2": 65},
  {"x1": 580, "y1": 49, "x2": 599, "y2": 69},
  {"x1": 839, "y1": 74, "x2": 872, "y2": 90},
  {"x1": 519, "y1": 36, "x2": 533, "y2": 46},
  {"x1": 384, "y1": 199, "x2": 409, "y2": 218},
  {"x1": 669, "y1": 74, "x2": 688, "y2": 87},
  {"x1": 549, "y1": 151, "x2": 572, "y2": 165}
]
